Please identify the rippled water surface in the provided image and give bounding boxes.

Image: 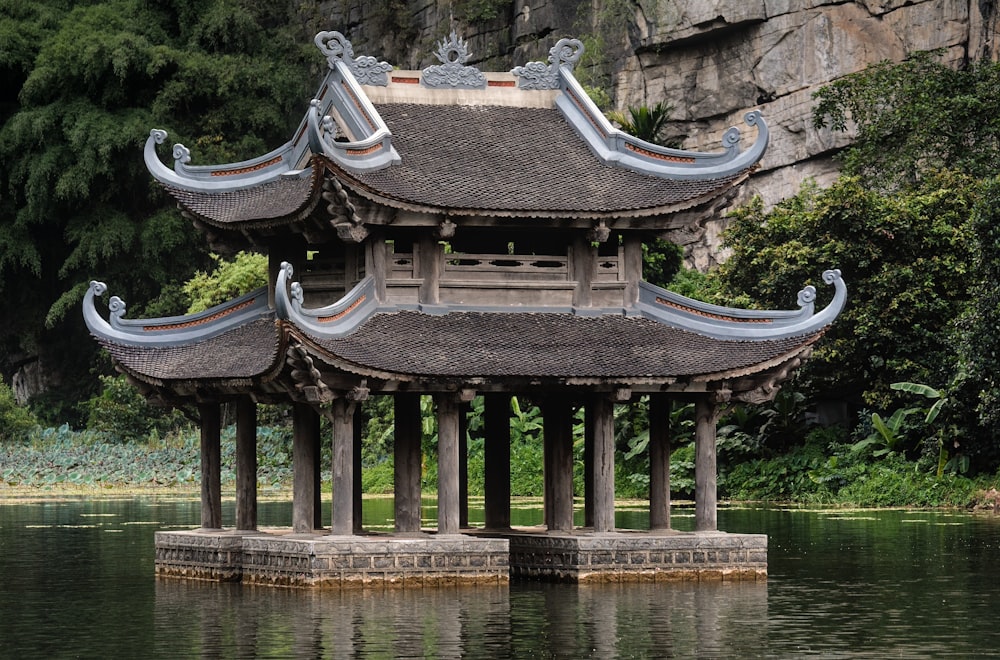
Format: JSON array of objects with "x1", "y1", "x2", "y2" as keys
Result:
[{"x1": 2, "y1": 496, "x2": 999, "y2": 658}]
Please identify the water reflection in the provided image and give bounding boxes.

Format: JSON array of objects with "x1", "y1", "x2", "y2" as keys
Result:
[
  {"x1": 7, "y1": 498, "x2": 1000, "y2": 657},
  {"x1": 153, "y1": 578, "x2": 768, "y2": 658}
]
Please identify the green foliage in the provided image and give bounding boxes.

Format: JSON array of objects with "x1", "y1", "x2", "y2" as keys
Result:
[
  {"x1": 641, "y1": 239, "x2": 682, "y2": 288},
  {"x1": 953, "y1": 176, "x2": 1000, "y2": 467},
  {"x1": 716, "y1": 172, "x2": 978, "y2": 407},
  {"x1": 813, "y1": 51, "x2": 1000, "y2": 190},
  {"x1": 83, "y1": 374, "x2": 187, "y2": 442},
  {"x1": 0, "y1": 376, "x2": 38, "y2": 443},
  {"x1": 183, "y1": 251, "x2": 268, "y2": 313},
  {"x1": 0, "y1": 0, "x2": 314, "y2": 413},
  {"x1": 607, "y1": 102, "x2": 674, "y2": 146},
  {"x1": 453, "y1": 0, "x2": 512, "y2": 23}
]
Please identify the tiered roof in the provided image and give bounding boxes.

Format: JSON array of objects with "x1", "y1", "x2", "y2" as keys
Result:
[{"x1": 85, "y1": 30, "x2": 844, "y2": 403}]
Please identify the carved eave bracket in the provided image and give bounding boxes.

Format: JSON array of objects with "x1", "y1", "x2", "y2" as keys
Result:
[
  {"x1": 638, "y1": 269, "x2": 846, "y2": 341},
  {"x1": 322, "y1": 176, "x2": 368, "y2": 243},
  {"x1": 286, "y1": 341, "x2": 335, "y2": 404}
]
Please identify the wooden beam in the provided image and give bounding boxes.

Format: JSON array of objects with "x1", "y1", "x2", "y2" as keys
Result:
[
  {"x1": 235, "y1": 396, "x2": 257, "y2": 531},
  {"x1": 199, "y1": 402, "x2": 222, "y2": 530}
]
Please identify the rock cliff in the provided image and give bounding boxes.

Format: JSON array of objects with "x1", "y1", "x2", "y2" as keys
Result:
[{"x1": 310, "y1": 0, "x2": 999, "y2": 267}]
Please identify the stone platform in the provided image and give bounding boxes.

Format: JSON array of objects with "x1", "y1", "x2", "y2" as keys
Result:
[
  {"x1": 155, "y1": 529, "x2": 509, "y2": 587},
  {"x1": 156, "y1": 527, "x2": 765, "y2": 587},
  {"x1": 494, "y1": 529, "x2": 767, "y2": 583}
]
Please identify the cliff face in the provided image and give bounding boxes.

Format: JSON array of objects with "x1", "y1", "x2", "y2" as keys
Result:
[{"x1": 310, "y1": 0, "x2": 999, "y2": 267}]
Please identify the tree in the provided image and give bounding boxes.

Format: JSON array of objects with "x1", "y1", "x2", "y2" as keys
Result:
[
  {"x1": 951, "y1": 176, "x2": 1000, "y2": 467},
  {"x1": 716, "y1": 172, "x2": 978, "y2": 409},
  {"x1": 607, "y1": 101, "x2": 674, "y2": 146},
  {"x1": 812, "y1": 50, "x2": 1000, "y2": 190},
  {"x1": 0, "y1": 0, "x2": 315, "y2": 423}
]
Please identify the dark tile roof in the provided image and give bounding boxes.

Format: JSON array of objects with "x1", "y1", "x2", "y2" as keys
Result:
[
  {"x1": 336, "y1": 104, "x2": 748, "y2": 215},
  {"x1": 161, "y1": 170, "x2": 319, "y2": 225},
  {"x1": 99, "y1": 318, "x2": 281, "y2": 382},
  {"x1": 309, "y1": 311, "x2": 815, "y2": 379}
]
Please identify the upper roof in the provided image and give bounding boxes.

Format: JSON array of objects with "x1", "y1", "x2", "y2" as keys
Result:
[{"x1": 143, "y1": 31, "x2": 769, "y2": 228}]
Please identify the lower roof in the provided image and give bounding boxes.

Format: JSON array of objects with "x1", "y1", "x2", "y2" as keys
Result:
[{"x1": 94, "y1": 306, "x2": 817, "y2": 390}]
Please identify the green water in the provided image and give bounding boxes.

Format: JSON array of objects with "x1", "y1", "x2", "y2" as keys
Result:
[{"x1": 1, "y1": 496, "x2": 999, "y2": 658}]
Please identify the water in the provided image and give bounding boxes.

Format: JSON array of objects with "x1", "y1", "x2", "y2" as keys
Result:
[{"x1": 2, "y1": 496, "x2": 1000, "y2": 658}]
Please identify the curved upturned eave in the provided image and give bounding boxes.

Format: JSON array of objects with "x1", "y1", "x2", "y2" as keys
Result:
[
  {"x1": 638, "y1": 269, "x2": 846, "y2": 340},
  {"x1": 144, "y1": 128, "x2": 313, "y2": 193},
  {"x1": 274, "y1": 263, "x2": 382, "y2": 338},
  {"x1": 306, "y1": 60, "x2": 401, "y2": 173},
  {"x1": 84, "y1": 281, "x2": 273, "y2": 347},
  {"x1": 557, "y1": 71, "x2": 768, "y2": 181}
]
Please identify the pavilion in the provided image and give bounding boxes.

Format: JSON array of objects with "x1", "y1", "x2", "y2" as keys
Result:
[{"x1": 84, "y1": 31, "x2": 845, "y2": 586}]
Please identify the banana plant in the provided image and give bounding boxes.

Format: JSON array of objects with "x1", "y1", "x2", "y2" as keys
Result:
[
  {"x1": 854, "y1": 405, "x2": 918, "y2": 457},
  {"x1": 890, "y1": 381, "x2": 961, "y2": 478}
]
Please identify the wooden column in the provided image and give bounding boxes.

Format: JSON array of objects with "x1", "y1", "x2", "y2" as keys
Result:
[
  {"x1": 623, "y1": 233, "x2": 642, "y2": 307},
  {"x1": 483, "y1": 393, "x2": 511, "y2": 530},
  {"x1": 369, "y1": 232, "x2": 387, "y2": 301},
  {"x1": 353, "y1": 405, "x2": 364, "y2": 533},
  {"x1": 571, "y1": 235, "x2": 595, "y2": 308},
  {"x1": 649, "y1": 394, "x2": 672, "y2": 530},
  {"x1": 436, "y1": 394, "x2": 461, "y2": 535},
  {"x1": 591, "y1": 395, "x2": 615, "y2": 533},
  {"x1": 394, "y1": 393, "x2": 422, "y2": 533},
  {"x1": 199, "y1": 402, "x2": 222, "y2": 530},
  {"x1": 331, "y1": 397, "x2": 355, "y2": 535},
  {"x1": 417, "y1": 236, "x2": 440, "y2": 305},
  {"x1": 583, "y1": 404, "x2": 594, "y2": 527},
  {"x1": 694, "y1": 396, "x2": 718, "y2": 532},
  {"x1": 235, "y1": 396, "x2": 257, "y2": 531},
  {"x1": 292, "y1": 403, "x2": 319, "y2": 533},
  {"x1": 459, "y1": 401, "x2": 469, "y2": 528},
  {"x1": 313, "y1": 417, "x2": 323, "y2": 530},
  {"x1": 543, "y1": 397, "x2": 574, "y2": 532}
]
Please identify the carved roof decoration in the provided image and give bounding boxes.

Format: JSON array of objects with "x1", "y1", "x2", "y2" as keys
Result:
[
  {"x1": 421, "y1": 31, "x2": 487, "y2": 89},
  {"x1": 144, "y1": 30, "x2": 769, "y2": 230}
]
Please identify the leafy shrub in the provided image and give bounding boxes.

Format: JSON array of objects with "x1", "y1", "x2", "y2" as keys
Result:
[
  {"x1": 83, "y1": 375, "x2": 187, "y2": 443},
  {"x1": 0, "y1": 377, "x2": 38, "y2": 443},
  {"x1": 183, "y1": 251, "x2": 268, "y2": 314}
]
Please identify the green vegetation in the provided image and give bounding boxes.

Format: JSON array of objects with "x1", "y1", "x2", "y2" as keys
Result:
[
  {"x1": 607, "y1": 101, "x2": 673, "y2": 145},
  {"x1": 3, "y1": 19, "x2": 1000, "y2": 510},
  {"x1": 0, "y1": 0, "x2": 314, "y2": 425}
]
